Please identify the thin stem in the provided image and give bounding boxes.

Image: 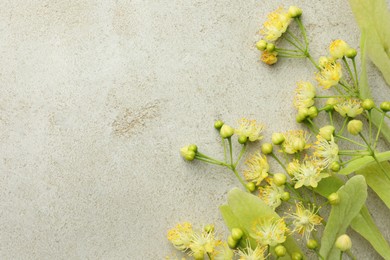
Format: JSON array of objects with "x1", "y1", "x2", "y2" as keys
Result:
[
  {"x1": 228, "y1": 137, "x2": 234, "y2": 165},
  {"x1": 368, "y1": 110, "x2": 372, "y2": 145},
  {"x1": 286, "y1": 30, "x2": 306, "y2": 49},
  {"x1": 284, "y1": 35, "x2": 305, "y2": 52},
  {"x1": 340, "y1": 155, "x2": 366, "y2": 166},
  {"x1": 329, "y1": 111, "x2": 334, "y2": 127},
  {"x1": 270, "y1": 153, "x2": 288, "y2": 173},
  {"x1": 337, "y1": 117, "x2": 349, "y2": 136},
  {"x1": 335, "y1": 134, "x2": 366, "y2": 148},
  {"x1": 342, "y1": 57, "x2": 357, "y2": 89},
  {"x1": 195, "y1": 156, "x2": 229, "y2": 167},
  {"x1": 296, "y1": 17, "x2": 308, "y2": 51},
  {"x1": 346, "y1": 250, "x2": 357, "y2": 260},
  {"x1": 374, "y1": 111, "x2": 385, "y2": 149},
  {"x1": 352, "y1": 58, "x2": 359, "y2": 87},
  {"x1": 232, "y1": 168, "x2": 247, "y2": 189},
  {"x1": 234, "y1": 144, "x2": 247, "y2": 167},
  {"x1": 222, "y1": 137, "x2": 227, "y2": 163},
  {"x1": 306, "y1": 118, "x2": 319, "y2": 133}
]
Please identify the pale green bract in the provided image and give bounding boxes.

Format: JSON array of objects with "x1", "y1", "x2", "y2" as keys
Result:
[{"x1": 338, "y1": 151, "x2": 390, "y2": 175}]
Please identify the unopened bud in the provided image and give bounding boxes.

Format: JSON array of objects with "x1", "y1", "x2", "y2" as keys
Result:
[
  {"x1": 281, "y1": 192, "x2": 290, "y2": 201},
  {"x1": 292, "y1": 252, "x2": 303, "y2": 260},
  {"x1": 292, "y1": 138, "x2": 306, "y2": 152},
  {"x1": 261, "y1": 143, "x2": 273, "y2": 154},
  {"x1": 272, "y1": 133, "x2": 285, "y2": 145},
  {"x1": 308, "y1": 106, "x2": 318, "y2": 119},
  {"x1": 380, "y1": 101, "x2": 390, "y2": 112},
  {"x1": 328, "y1": 192, "x2": 340, "y2": 205},
  {"x1": 256, "y1": 40, "x2": 267, "y2": 51},
  {"x1": 204, "y1": 224, "x2": 214, "y2": 233},
  {"x1": 220, "y1": 125, "x2": 235, "y2": 138},
  {"x1": 307, "y1": 239, "x2": 318, "y2": 249},
  {"x1": 330, "y1": 161, "x2": 340, "y2": 172},
  {"x1": 188, "y1": 144, "x2": 198, "y2": 152},
  {"x1": 288, "y1": 6, "x2": 302, "y2": 18},
  {"x1": 362, "y1": 99, "x2": 375, "y2": 111},
  {"x1": 296, "y1": 108, "x2": 309, "y2": 123},
  {"x1": 227, "y1": 235, "x2": 237, "y2": 249},
  {"x1": 324, "y1": 104, "x2": 334, "y2": 112},
  {"x1": 326, "y1": 98, "x2": 338, "y2": 106},
  {"x1": 273, "y1": 173, "x2": 287, "y2": 186},
  {"x1": 180, "y1": 146, "x2": 196, "y2": 161},
  {"x1": 266, "y1": 43, "x2": 275, "y2": 52},
  {"x1": 319, "y1": 125, "x2": 335, "y2": 141},
  {"x1": 193, "y1": 250, "x2": 204, "y2": 260},
  {"x1": 275, "y1": 245, "x2": 287, "y2": 257},
  {"x1": 246, "y1": 182, "x2": 256, "y2": 192},
  {"x1": 231, "y1": 228, "x2": 244, "y2": 241},
  {"x1": 347, "y1": 120, "x2": 363, "y2": 135},
  {"x1": 214, "y1": 120, "x2": 224, "y2": 129},
  {"x1": 335, "y1": 234, "x2": 352, "y2": 251},
  {"x1": 238, "y1": 135, "x2": 248, "y2": 144},
  {"x1": 345, "y1": 48, "x2": 357, "y2": 58}
]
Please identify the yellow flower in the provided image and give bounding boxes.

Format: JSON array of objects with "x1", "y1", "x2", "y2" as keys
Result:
[
  {"x1": 334, "y1": 98, "x2": 363, "y2": 118},
  {"x1": 213, "y1": 242, "x2": 234, "y2": 260},
  {"x1": 293, "y1": 81, "x2": 316, "y2": 109},
  {"x1": 251, "y1": 218, "x2": 288, "y2": 246},
  {"x1": 289, "y1": 157, "x2": 329, "y2": 189},
  {"x1": 329, "y1": 40, "x2": 350, "y2": 59},
  {"x1": 282, "y1": 130, "x2": 311, "y2": 154},
  {"x1": 261, "y1": 7, "x2": 292, "y2": 42},
  {"x1": 235, "y1": 118, "x2": 265, "y2": 142},
  {"x1": 287, "y1": 202, "x2": 322, "y2": 240},
  {"x1": 167, "y1": 222, "x2": 194, "y2": 251},
  {"x1": 315, "y1": 57, "x2": 342, "y2": 89},
  {"x1": 259, "y1": 178, "x2": 285, "y2": 209},
  {"x1": 243, "y1": 152, "x2": 269, "y2": 185},
  {"x1": 189, "y1": 230, "x2": 221, "y2": 257},
  {"x1": 313, "y1": 135, "x2": 339, "y2": 168},
  {"x1": 238, "y1": 241, "x2": 267, "y2": 260},
  {"x1": 261, "y1": 51, "x2": 278, "y2": 65}
]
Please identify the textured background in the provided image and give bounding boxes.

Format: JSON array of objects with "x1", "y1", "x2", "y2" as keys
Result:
[{"x1": 1, "y1": 0, "x2": 390, "y2": 259}]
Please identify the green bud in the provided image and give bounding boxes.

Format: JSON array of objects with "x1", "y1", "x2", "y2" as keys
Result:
[
  {"x1": 328, "y1": 192, "x2": 340, "y2": 205},
  {"x1": 193, "y1": 250, "x2": 204, "y2": 260},
  {"x1": 307, "y1": 239, "x2": 318, "y2": 249},
  {"x1": 231, "y1": 228, "x2": 244, "y2": 241},
  {"x1": 246, "y1": 182, "x2": 256, "y2": 192},
  {"x1": 308, "y1": 106, "x2": 318, "y2": 119},
  {"x1": 292, "y1": 252, "x2": 303, "y2": 260},
  {"x1": 275, "y1": 245, "x2": 287, "y2": 257},
  {"x1": 256, "y1": 40, "x2": 267, "y2": 51},
  {"x1": 292, "y1": 138, "x2": 306, "y2": 152},
  {"x1": 266, "y1": 43, "x2": 275, "y2": 52},
  {"x1": 204, "y1": 224, "x2": 214, "y2": 233},
  {"x1": 272, "y1": 133, "x2": 285, "y2": 145},
  {"x1": 281, "y1": 192, "x2": 290, "y2": 201},
  {"x1": 326, "y1": 98, "x2": 338, "y2": 106},
  {"x1": 273, "y1": 173, "x2": 287, "y2": 186},
  {"x1": 220, "y1": 124, "x2": 235, "y2": 138},
  {"x1": 296, "y1": 108, "x2": 309, "y2": 123},
  {"x1": 188, "y1": 144, "x2": 198, "y2": 152},
  {"x1": 324, "y1": 104, "x2": 334, "y2": 112},
  {"x1": 288, "y1": 6, "x2": 303, "y2": 18},
  {"x1": 345, "y1": 48, "x2": 357, "y2": 58},
  {"x1": 330, "y1": 161, "x2": 340, "y2": 172},
  {"x1": 380, "y1": 101, "x2": 390, "y2": 112},
  {"x1": 180, "y1": 146, "x2": 196, "y2": 161},
  {"x1": 335, "y1": 234, "x2": 352, "y2": 251},
  {"x1": 347, "y1": 120, "x2": 363, "y2": 135},
  {"x1": 227, "y1": 235, "x2": 237, "y2": 249},
  {"x1": 214, "y1": 120, "x2": 224, "y2": 129},
  {"x1": 319, "y1": 125, "x2": 335, "y2": 141},
  {"x1": 362, "y1": 99, "x2": 375, "y2": 111},
  {"x1": 261, "y1": 143, "x2": 273, "y2": 154},
  {"x1": 238, "y1": 135, "x2": 248, "y2": 144}
]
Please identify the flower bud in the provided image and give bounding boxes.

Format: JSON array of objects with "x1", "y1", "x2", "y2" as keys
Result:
[
  {"x1": 275, "y1": 245, "x2": 287, "y2": 257},
  {"x1": 188, "y1": 144, "x2": 198, "y2": 152},
  {"x1": 292, "y1": 138, "x2": 306, "y2": 152},
  {"x1": 204, "y1": 224, "x2": 214, "y2": 233},
  {"x1": 238, "y1": 135, "x2": 248, "y2": 144},
  {"x1": 328, "y1": 192, "x2": 340, "y2": 205},
  {"x1": 273, "y1": 173, "x2": 287, "y2": 186},
  {"x1": 180, "y1": 146, "x2": 196, "y2": 161},
  {"x1": 256, "y1": 40, "x2": 267, "y2": 51},
  {"x1": 308, "y1": 106, "x2": 318, "y2": 119},
  {"x1": 319, "y1": 125, "x2": 335, "y2": 141},
  {"x1": 335, "y1": 234, "x2": 352, "y2": 251},
  {"x1": 220, "y1": 125, "x2": 235, "y2": 138},
  {"x1": 330, "y1": 161, "x2": 340, "y2": 172},
  {"x1": 231, "y1": 228, "x2": 244, "y2": 241},
  {"x1": 261, "y1": 143, "x2": 273, "y2": 154},
  {"x1": 272, "y1": 133, "x2": 285, "y2": 145},
  {"x1": 281, "y1": 192, "x2": 290, "y2": 201},
  {"x1": 292, "y1": 252, "x2": 303, "y2": 260},
  {"x1": 266, "y1": 43, "x2": 275, "y2": 52},
  {"x1": 246, "y1": 182, "x2": 256, "y2": 192},
  {"x1": 347, "y1": 120, "x2": 363, "y2": 135},
  {"x1": 326, "y1": 98, "x2": 338, "y2": 107},
  {"x1": 362, "y1": 99, "x2": 375, "y2": 111},
  {"x1": 214, "y1": 120, "x2": 224, "y2": 129},
  {"x1": 345, "y1": 48, "x2": 357, "y2": 58},
  {"x1": 288, "y1": 6, "x2": 302, "y2": 18},
  {"x1": 324, "y1": 104, "x2": 334, "y2": 112},
  {"x1": 193, "y1": 250, "x2": 204, "y2": 260},
  {"x1": 227, "y1": 235, "x2": 237, "y2": 249},
  {"x1": 307, "y1": 239, "x2": 318, "y2": 249},
  {"x1": 329, "y1": 40, "x2": 349, "y2": 59},
  {"x1": 380, "y1": 101, "x2": 390, "y2": 112}
]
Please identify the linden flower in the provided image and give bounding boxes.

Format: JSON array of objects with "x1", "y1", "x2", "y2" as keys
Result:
[
  {"x1": 313, "y1": 135, "x2": 339, "y2": 168},
  {"x1": 315, "y1": 57, "x2": 342, "y2": 89},
  {"x1": 261, "y1": 51, "x2": 278, "y2": 65},
  {"x1": 213, "y1": 242, "x2": 234, "y2": 260},
  {"x1": 282, "y1": 130, "x2": 311, "y2": 154},
  {"x1": 251, "y1": 218, "x2": 288, "y2": 246},
  {"x1": 167, "y1": 222, "x2": 194, "y2": 251},
  {"x1": 289, "y1": 157, "x2": 329, "y2": 189},
  {"x1": 189, "y1": 230, "x2": 221, "y2": 257},
  {"x1": 293, "y1": 81, "x2": 316, "y2": 109},
  {"x1": 259, "y1": 178, "x2": 285, "y2": 209},
  {"x1": 235, "y1": 118, "x2": 265, "y2": 142},
  {"x1": 261, "y1": 7, "x2": 292, "y2": 42},
  {"x1": 287, "y1": 202, "x2": 323, "y2": 240},
  {"x1": 243, "y1": 152, "x2": 269, "y2": 185},
  {"x1": 334, "y1": 98, "x2": 363, "y2": 118},
  {"x1": 237, "y1": 241, "x2": 267, "y2": 260},
  {"x1": 329, "y1": 39, "x2": 350, "y2": 59}
]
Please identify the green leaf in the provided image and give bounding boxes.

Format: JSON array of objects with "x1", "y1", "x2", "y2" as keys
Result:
[
  {"x1": 349, "y1": 0, "x2": 390, "y2": 86},
  {"x1": 357, "y1": 161, "x2": 390, "y2": 208},
  {"x1": 319, "y1": 176, "x2": 367, "y2": 259},
  {"x1": 338, "y1": 151, "x2": 390, "y2": 175}
]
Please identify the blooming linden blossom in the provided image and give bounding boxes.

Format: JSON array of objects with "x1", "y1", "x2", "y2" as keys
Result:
[
  {"x1": 251, "y1": 218, "x2": 288, "y2": 246},
  {"x1": 293, "y1": 81, "x2": 316, "y2": 109},
  {"x1": 213, "y1": 242, "x2": 234, "y2": 260},
  {"x1": 282, "y1": 130, "x2": 311, "y2": 154},
  {"x1": 289, "y1": 157, "x2": 329, "y2": 189},
  {"x1": 238, "y1": 242, "x2": 267, "y2": 260},
  {"x1": 313, "y1": 135, "x2": 339, "y2": 168},
  {"x1": 261, "y1": 7, "x2": 292, "y2": 42},
  {"x1": 259, "y1": 178, "x2": 285, "y2": 209},
  {"x1": 261, "y1": 51, "x2": 278, "y2": 65},
  {"x1": 189, "y1": 230, "x2": 221, "y2": 257},
  {"x1": 243, "y1": 152, "x2": 269, "y2": 185},
  {"x1": 334, "y1": 98, "x2": 363, "y2": 118},
  {"x1": 167, "y1": 222, "x2": 194, "y2": 251},
  {"x1": 235, "y1": 118, "x2": 265, "y2": 142},
  {"x1": 315, "y1": 57, "x2": 342, "y2": 89},
  {"x1": 287, "y1": 202, "x2": 323, "y2": 241}
]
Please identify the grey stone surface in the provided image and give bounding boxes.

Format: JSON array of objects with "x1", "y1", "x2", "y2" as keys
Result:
[{"x1": 0, "y1": 0, "x2": 389, "y2": 259}]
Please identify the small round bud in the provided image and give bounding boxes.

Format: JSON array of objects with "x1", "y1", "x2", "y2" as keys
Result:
[
  {"x1": 308, "y1": 106, "x2": 318, "y2": 119},
  {"x1": 275, "y1": 245, "x2": 287, "y2": 257},
  {"x1": 231, "y1": 228, "x2": 244, "y2": 241},
  {"x1": 307, "y1": 239, "x2": 318, "y2": 249},
  {"x1": 292, "y1": 252, "x2": 303, "y2": 260},
  {"x1": 292, "y1": 138, "x2": 306, "y2": 152},
  {"x1": 193, "y1": 250, "x2": 204, "y2": 260},
  {"x1": 324, "y1": 104, "x2": 334, "y2": 112},
  {"x1": 335, "y1": 234, "x2": 352, "y2": 251},
  {"x1": 273, "y1": 173, "x2": 287, "y2": 186},
  {"x1": 296, "y1": 108, "x2": 309, "y2": 123},
  {"x1": 204, "y1": 224, "x2": 214, "y2": 233},
  {"x1": 288, "y1": 6, "x2": 302, "y2": 18},
  {"x1": 220, "y1": 124, "x2": 235, "y2": 138},
  {"x1": 266, "y1": 43, "x2": 275, "y2": 52},
  {"x1": 238, "y1": 135, "x2": 248, "y2": 144},
  {"x1": 180, "y1": 146, "x2": 196, "y2": 161},
  {"x1": 261, "y1": 143, "x2": 273, "y2": 154},
  {"x1": 319, "y1": 125, "x2": 335, "y2": 141},
  {"x1": 272, "y1": 133, "x2": 285, "y2": 145},
  {"x1": 227, "y1": 235, "x2": 237, "y2": 249},
  {"x1": 330, "y1": 161, "x2": 340, "y2": 172},
  {"x1": 246, "y1": 182, "x2": 256, "y2": 192},
  {"x1": 188, "y1": 144, "x2": 198, "y2": 152},
  {"x1": 281, "y1": 192, "x2": 290, "y2": 201},
  {"x1": 362, "y1": 99, "x2": 375, "y2": 111},
  {"x1": 380, "y1": 101, "x2": 390, "y2": 112},
  {"x1": 256, "y1": 40, "x2": 267, "y2": 51},
  {"x1": 347, "y1": 120, "x2": 363, "y2": 135},
  {"x1": 345, "y1": 48, "x2": 357, "y2": 58},
  {"x1": 328, "y1": 192, "x2": 340, "y2": 205},
  {"x1": 214, "y1": 120, "x2": 224, "y2": 129},
  {"x1": 326, "y1": 98, "x2": 338, "y2": 106}
]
